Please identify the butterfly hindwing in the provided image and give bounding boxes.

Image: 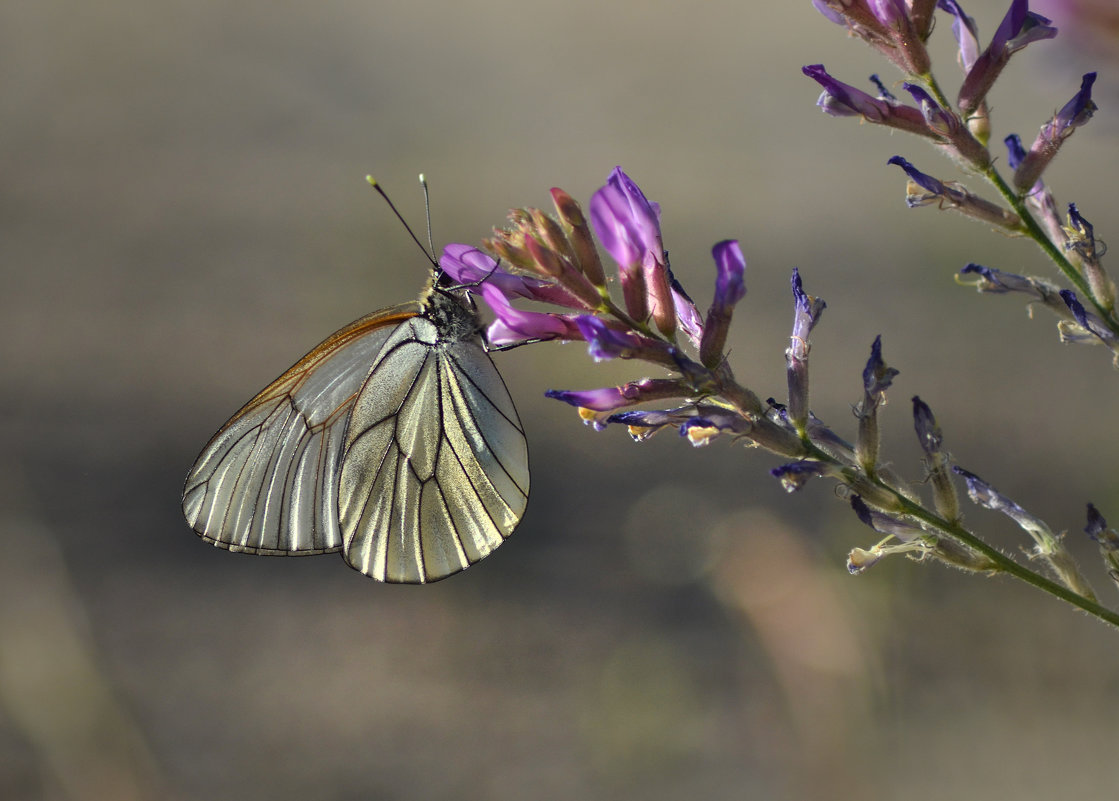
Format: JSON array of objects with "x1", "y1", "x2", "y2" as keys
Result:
[{"x1": 338, "y1": 295, "x2": 529, "y2": 582}]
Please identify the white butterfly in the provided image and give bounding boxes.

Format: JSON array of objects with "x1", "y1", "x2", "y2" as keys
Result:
[{"x1": 182, "y1": 272, "x2": 530, "y2": 583}]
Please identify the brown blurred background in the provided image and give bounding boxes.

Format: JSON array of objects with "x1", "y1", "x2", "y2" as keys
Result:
[{"x1": 3, "y1": 1, "x2": 1118, "y2": 799}]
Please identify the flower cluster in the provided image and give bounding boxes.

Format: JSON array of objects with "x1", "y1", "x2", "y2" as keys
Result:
[
  {"x1": 441, "y1": 167, "x2": 769, "y2": 431},
  {"x1": 800, "y1": 0, "x2": 1119, "y2": 622},
  {"x1": 439, "y1": 167, "x2": 1041, "y2": 596},
  {"x1": 435, "y1": 0, "x2": 1119, "y2": 629},
  {"x1": 806, "y1": 1, "x2": 1115, "y2": 353}
]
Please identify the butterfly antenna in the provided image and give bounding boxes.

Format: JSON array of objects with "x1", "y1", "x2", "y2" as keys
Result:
[
  {"x1": 419, "y1": 173, "x2": 438, "y2": 264},
  {"x1": 365, "y1": 175, "x2": 439, "y2": 269}
]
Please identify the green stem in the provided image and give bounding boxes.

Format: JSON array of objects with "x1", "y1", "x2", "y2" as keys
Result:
[
  {"x1": 602, "y1": 298, "x2": 661, "y2": 341},
  {"x1": 921, "y1": 73, "x2": 953, "y2": 114},
  {"x1": 793, "y1": 437, "x2": 1119, "y2": 629},
  {"x1": 897, "y1": 496, "x2": 1119, "y2": 629}
]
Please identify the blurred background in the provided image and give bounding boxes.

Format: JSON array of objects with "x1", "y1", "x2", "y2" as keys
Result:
[{"x1": 3, "y1": 1, "x2": 1118, "y2": 799}]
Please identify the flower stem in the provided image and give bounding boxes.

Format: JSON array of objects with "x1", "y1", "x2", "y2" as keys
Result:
[
  {"x1": 793, "y1": 438, "x2": 1119, "y2": 628},
  {"x1": 896, "y1": 494, "x2": 1119, "y2": 629},
  {"x1": 921, "y1": 72, "x2": 953, "y2": 114}
]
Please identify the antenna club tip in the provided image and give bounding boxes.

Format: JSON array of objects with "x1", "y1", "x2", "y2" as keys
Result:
[
  {"x1": 418, "y1": 173, "x2": 427, "y2": 184},
  {"x1": 365, "y1": 175, "x2": 379, "y2": 187}
]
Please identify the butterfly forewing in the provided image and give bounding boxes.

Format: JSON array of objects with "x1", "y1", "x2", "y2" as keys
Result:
[{"x1": 183, "y1": 303, "x2": 421, "y2": 556}]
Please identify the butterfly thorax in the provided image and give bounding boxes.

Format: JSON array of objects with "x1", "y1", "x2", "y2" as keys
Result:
[{"x1": 422, "y1": 284, "x2": 482, "y2": 343}]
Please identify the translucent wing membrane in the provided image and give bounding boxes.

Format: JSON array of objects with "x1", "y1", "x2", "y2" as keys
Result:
[
  {"x1": 339, "y1": 315, "x2": 530, "y2": 583},
  {"x1": 183, "y1": 288, "x2": 530, "y2": 583},
  {"x1": 183, "y1": 303, "x2": 421, "y2": 556}
]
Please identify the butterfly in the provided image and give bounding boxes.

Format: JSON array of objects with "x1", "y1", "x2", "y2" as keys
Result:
[{"x1": 182, "y1": 268, "x2": 530, "y2": 583}]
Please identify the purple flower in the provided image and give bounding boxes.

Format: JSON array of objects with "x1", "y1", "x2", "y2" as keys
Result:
[
  {"x1": 590, "y1": 168, "x2": 661, "y2": 268},
  {"x1": 699, "y1": 240, "x2": 747, "y2": 368},
  {"x1": 862, "y1": 335, "x2": 898, "y2": 401},
  {"x1": 479, "y1": 282, "x2": 581, "y2": 346},
  {"x1": 1085, "y1": 504, "x2": 1119, "y2": 550},
  {"x1": 959, "y1": 263, "x2": 1045, "y2": 294},
  {"x1": 711, "y1": 239, "x2": 746, "y2": 308},
  {"x1": 814, "y1": 0, "x2": 909, "y2": 29},
  {"x1": 1085, "y1": 505, "x2": 1119, "y2": 589},
  {"x1": 805, "y1": 65, "x2": 904, "y2": 125},
  {"x1": 894, "y1": 81, "x2": 988, "y2": 165},
  {"x1": 911, "y1": 396, "x2": 942, "y2": 456},
  {"x1": 590, "y1": 167, "x2": 667, "y2": 325},
  {"x1": 669, "y1": 271, "x2": 704, "y2": 348},
  {"x1": 992, "y1": 0, "x2": 1058, "y2": 54},
  {"x1": 1061, "y1": 289, "x2": 1090, "y2": 327},
  {"x1": 804, "y1": 65, "x2": 934, "y2": 135},
  {"x1": 1064, "y1": 203, "x2": 1106, "y2": 271},
  {"x1": 544, "y1": 378, "x2": 688, "y2": 413},
  {"x1": 1056, "y1": 71, "x2": 1098, "y2": 129},
  {"x1": 872, "y1": 0, "x2": 909, "y2": 27},
  {"x1": 939, "y1": 0, "x2": 980, "y2": 72},
  {"x1": 679, "y1": 418, "x2": 722, "y2": 447},
  {"x1": 441, "y1": 244, "x2": 534, "y2": 296},
  {"x1": 441, "y1": 244, "x2": 583, "y2": 308},
  {"x1": 1067, "y1": 203, "x2": 1093, "y2": 241},
  {"x1": 678, "y1": 409, "x2": 757, "y2": 447},
  {"x1": 607, "y1": 408, "x2": 693, "y2": 442},
  {"x1": 855, "y1": 337, "x2": 896, "y2": 474},
  {"x1": 856, "y1": 336, "x2": 896, "y2": 467},
  {"x1": 1003, "y1": 133, "x2": 1028, "y2": 169},
  {"x1": 913, "y1": 399, "x2": 959, "y2": 524},
  {"x1": 790, "y1": 269, "x2": 826, "y2": 345},
  {"x1": 888, "y1": 157, "x2": 1021, "y2": 227},
  {"x1": 545, "y1": 387, "x2": 627, "y2": 412},
  {"x1": 887, "y1": 155, "x2": 948, "y2": 201},
  {"x1": 850, "y1": 495, "x2": 925, "y2": 541},
  {"x1": 786, "y1": 268, "x2": 826, "y2": 429},
  {"x1": 574, "y1": 315, "x2": 676, "y2": 365},
  {"x1": 959, "y1": 264, "x2": 1076, "y2": 319},
  {"x1": 902, "y1": 82, "x2": 959, "y2": 136},
  {"x1": 811, "y1": 0, "x2": 846, "y2": 25},
  {"x1": 811, "y1": 1, "x2": 931, "y2": 73},
  {"x1": 771, "y1": 461, "x2": 826, "y2": 493},
  {"x1": 958, "y1": 0, "x2": 1058, "y2": 115},
  {"x1": 1060, "y1": 289, "x2": 1117, "y2": 345},
  {"x1": 1085, "y1": 504, "x2": 1119, "y2": 591},
  {"x1": 868, "y1": 73, "x2": 896, "y2": 101},
  {"x1": 1012, "y1": 73, "x2": 1097, "y2": 191},
  {"x1": 953, "y1": 466, "x2": 1052, "y2": 538}
]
